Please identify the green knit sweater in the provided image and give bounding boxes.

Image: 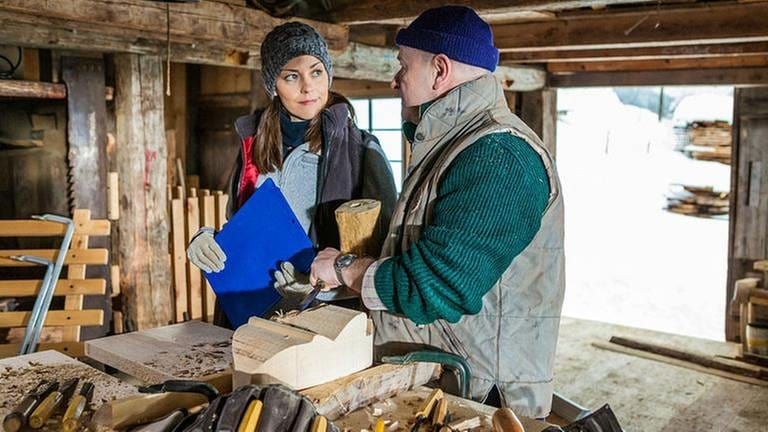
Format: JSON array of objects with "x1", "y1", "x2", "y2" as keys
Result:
[{"x1": 374, "y1": 132, "x2": 551, "y2": 324}]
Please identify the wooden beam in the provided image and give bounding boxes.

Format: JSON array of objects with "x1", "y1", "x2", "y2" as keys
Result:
[
  {"x1": 0, "y1": 310, "x2": 103, "y2": 328},
  {"x1": 0, "y1": 0, "x2": 347, "y2": 67},
  {"x1": 0, "y1": 249, "x2": 109, "y2": 266},
  {"x1": 495, "y1": 2, "x2": 768, "y2": 52},
  {"x1": 518, "y1": 89, "x2": 557, "y2": 158},
  {"x1": 0, "y1": 219, "x2": 110, "y2": 236},
  {"x1": 549, "y1": 67, "x2": 768, "y2": 88},
  {"x1": 0, "y1": 279, "x2": 106, "y2": 297},
  {"x1": 334, "y1": 42, "x2": 545, "y2": 90},
  {"x1": 332, "y1": 79, "x2": 397, "y2": 99},
  {"x1": 115, "y1": 53, "x2": 172, "y2": 330},
  {"x1": 548, "y1": 55, "x2": 768, "y2": 73},
  {"x1": 501, "y1": 42, "x2": 768, "y2": 64},
  {"x1": 331, "y1": 0, "x2": 669, "y2": 25},
  {"x1": 0, "y1": 79, "x2": 65, "y2": 99}
]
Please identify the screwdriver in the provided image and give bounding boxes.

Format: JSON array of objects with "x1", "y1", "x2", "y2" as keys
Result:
[
  {"x1": 62, "y1": 382, "x2": 94, "y2": 432},
  {"x1": 29, "y1": 378, "x2": 78, "y2": 429},
  {"x1": 2, "y1": 380, "x2": 59, "y2": 432}
]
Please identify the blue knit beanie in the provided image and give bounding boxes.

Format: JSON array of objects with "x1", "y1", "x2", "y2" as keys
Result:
[{"x1": 395, "y1": 6, "x2": 499, "y2": 72}]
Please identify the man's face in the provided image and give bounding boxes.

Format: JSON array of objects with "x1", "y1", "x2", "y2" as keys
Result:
[{"x1": 391, "y1": 46, "x2": 437, "y2": 109}]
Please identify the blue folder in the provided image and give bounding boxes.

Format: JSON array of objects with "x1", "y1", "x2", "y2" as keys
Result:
[{"x1": 204, "y1": 178, "x2": 315, "y2": 327}]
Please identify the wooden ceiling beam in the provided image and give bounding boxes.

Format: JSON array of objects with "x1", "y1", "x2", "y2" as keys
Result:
[
  {"x1": 547, "y1": 55, "x2": 768, "y2": 73},
  {"x1": 0, "y1": 0, "x2": 347, "y2": 66},
  {"x1": 501, "y1": 42, "x2": 768, "y2": 64},
  {"x1": 495, "y1": 2, "x2": 768, "y2": 52},
  {"x1": 549, "y1": 67, "x2": 768, "y2": 87},
  {"x1": 330, "y1": 0, "x2": 677, "y2": 25},
  {"x1": 333, "y1": 43, "x2": 546, "y2": 90}
]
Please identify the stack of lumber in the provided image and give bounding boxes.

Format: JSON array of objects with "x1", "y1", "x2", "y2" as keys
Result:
[
  {"x1": 682, "y1": 121, "x2": 732, "y2": 164},
  {"x1": 665, "y1": 184, "x2": 729, "y2": 218}
]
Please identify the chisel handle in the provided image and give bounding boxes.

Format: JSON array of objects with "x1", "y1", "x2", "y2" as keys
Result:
[
  {"x1": 29, "y1": 392, "x2": 63, "y2": 429},
  {"x1": 62, "y1": 395, "x2": 87, "y2": 432}
]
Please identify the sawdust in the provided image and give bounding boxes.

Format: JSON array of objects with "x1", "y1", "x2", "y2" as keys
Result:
[
  {"x1": 0, "y1": 362, "x2": 137, "y2": 419},
  {"x1": 140, "y1": 340, "x2": 232, "y2": 379}
]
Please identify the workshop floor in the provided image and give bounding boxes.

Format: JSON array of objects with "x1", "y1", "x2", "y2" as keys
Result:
[{"x1": 554, "y1": 317, "x2": 768, "y2": 432}]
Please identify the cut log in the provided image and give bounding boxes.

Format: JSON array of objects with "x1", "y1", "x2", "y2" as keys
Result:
[
  {"x1": 232, "y1": 305, "x2": 373, "y2": 390},
  {"x1": 303, "y1": 362, "x2": 440, "y2": 421},
  {"x1": 335, "y1": 199, "x2": 381, "y2": 256}
]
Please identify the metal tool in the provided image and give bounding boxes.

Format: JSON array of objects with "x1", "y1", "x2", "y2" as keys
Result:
[
  {"x1": 382, "y1": 350, "x2": 472, "y2": 399},
  {"x1": 15, "y1": 214, "x2": 75, "y2": 355},
  {"x1": 2, "y1": 380, "x2": 58, "y2": 432},
  {"x1": 29, "y1": 378, "x2": 78, "y2": 429},
  {"x1": 62, "y1": 382, "x2": 94, "y2": 432},
  {"x1": 12, "y1": 255, "x2": 55, "y2": 355},
  {"x1": 298, "y1": 281, "x2": 324, "y2": 311}
]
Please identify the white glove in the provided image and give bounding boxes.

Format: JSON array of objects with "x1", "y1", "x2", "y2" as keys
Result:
[
  {"x1": 273, "y1": 262, "x2": 314, "y2": 302},
  {"x1": 186, "y1": 227, "x2": 227, "y2": 273}
]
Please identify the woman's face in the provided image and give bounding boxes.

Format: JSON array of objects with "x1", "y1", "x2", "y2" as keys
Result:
[{"x1": 275, "y1": 55, "x2": 330, "y2": 120}]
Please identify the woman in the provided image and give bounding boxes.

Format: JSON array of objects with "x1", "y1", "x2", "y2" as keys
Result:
[{"x1": 186, "y1": 22, "x2": 397, "y2": 325}]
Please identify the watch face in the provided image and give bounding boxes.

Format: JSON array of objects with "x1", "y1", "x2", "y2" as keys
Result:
[{"x1": 335, "y1": 253, "x2": 358, "y2": 269}]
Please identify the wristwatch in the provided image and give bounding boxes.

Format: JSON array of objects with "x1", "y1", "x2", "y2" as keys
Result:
[{"x1": 334, "y1": 253, "x2": 358, "y2": 287}]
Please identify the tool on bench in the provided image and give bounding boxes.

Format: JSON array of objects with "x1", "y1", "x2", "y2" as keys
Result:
[
  {"x1": 236, "y1": 400, "x2": 262, "y2": 432},
  {"x1": 2, "y1": 380, "x2": 59, "y2": 432},
  {"x1": 29, "y1": 378, "x2": 79, "y2": 429},
  {"x1": 382, "y1": 350, "x2": 472, "y2": 399},
  {"x1": 410, "y1": 388, "x2": 444, "y2": 432},
  {"x1": 492, "y1": 408, "x2": 525, "y2": 432},
  {"x1": 62, "y1": 382, "x2": 94, "y2": 432},
  {"x1": 92, "y1": 380, "x2": 219, "y2": 430}
]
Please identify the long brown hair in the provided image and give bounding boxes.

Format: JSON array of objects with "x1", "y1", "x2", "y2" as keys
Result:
[{"x1": 251, "y1": 91, "x2": 356, "y2": 172}]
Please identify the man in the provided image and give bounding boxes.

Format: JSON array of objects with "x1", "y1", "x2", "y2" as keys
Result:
[{"x1": 310, "y1": 5, "x2": 565, "y2": 418}]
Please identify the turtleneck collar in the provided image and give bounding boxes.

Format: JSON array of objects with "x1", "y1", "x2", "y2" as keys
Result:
[{"x1": 280, "y1": 109, "x2": 311, "y2": 151}]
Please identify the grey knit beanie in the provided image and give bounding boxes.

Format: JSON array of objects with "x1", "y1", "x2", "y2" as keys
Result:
[{"x1": 260, "y1": 22, "x2": 334, "y2": 98}]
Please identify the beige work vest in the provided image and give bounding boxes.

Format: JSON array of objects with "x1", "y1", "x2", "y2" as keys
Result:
[{"x1": 371, "y1": 74, "x2": 565, "y2": 418}]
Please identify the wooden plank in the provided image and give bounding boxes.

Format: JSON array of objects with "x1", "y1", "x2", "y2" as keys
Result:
[
  {"x1": 107, "y1": 171, "x2": 119, "y2": 220},
  {"x1": 501, "y1": 42, "x2": 768, "y2": 64},
  {"x1": 0, "y1": 351, "x2": 139, "y2": 421},
  {"x1": 214, "y1": 192, "x2": 228, "y2": 231},
  {"x1": 115, "y1": 53, "x2": 172, "y2": 331},
  {"x1": 0, "y1": 279, "x2": 106, "y2": 296},
  {"x1": 332, "y1": 78, "x2": 397, "y2": 99},
  {"x1": 0, "y1": 1, "x2": 347, "y2": 68},
  {"x1": 0, "y1": 219, "x2": 110, "y2": 236},
  {"x1": 170, "y1": 198, "x2": 188, "y2": 323},
  {"x1": 302, "y1": 363, "x2": 440, "y2": 420},
  {"x1": 61, "y1": 209, "x2": 90, "y2": 343},
  {"x1": 0, "y1": 341, "x2": 84, "y2": 358},
  {"x1": 518, "y1": 89, "x2": 557, "y2": 158},
  {"x1": 0, "y1": 0, "x2": 347, "y2": 49},
  {"x1": 0, "y1": 79, "x2": 65, "y2": 98},
  {"x1": 494, "y1": 2, "x2": 768, "y2": 52},
  {"x1": 548, "y1": 55, "x2": 768, "y2": 73},
  {"x1": 0, "y1": 249, "x2": 108, "y2": 266},
  {"x1": 185, "y1": 193, "x2": 203, "y2": 320},
  {"x1": 549, "y1": 67, "x2": 768, "y2": 88},
  {"x1": 0, "y1": 310, "x2": 103, "y2": 327},
  {"x1": 200, "y1": 194, "x2": 216, "y2": 322},
  {"x1": 331, "y1": 0, "x2": 666, "y2": 25},
  {"x1": 85, "y1": 321, "x2": 233, "y2": 387}
]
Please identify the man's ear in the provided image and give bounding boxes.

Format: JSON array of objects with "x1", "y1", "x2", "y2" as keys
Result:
[{"x1": 432, "y1": 54, "x2": 452, "y2": 91}]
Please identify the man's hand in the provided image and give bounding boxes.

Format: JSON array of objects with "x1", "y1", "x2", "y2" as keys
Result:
[
  {"x1": 311, "y1": 248, "x2": 375, "y2": 295},
  {"x1": 186, "y1": 227, "x2": 226, "y2": 273},
  {"x1": 309, "y1": 248, "x2": 342, "y2": 288},
  {"x1": 273, "y1": 262, "x2": 314, "y2": 301}
]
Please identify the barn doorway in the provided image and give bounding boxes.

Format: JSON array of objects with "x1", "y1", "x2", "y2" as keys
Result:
[{"x1": 557, "y1": 86, "x2": 733, "y2": 341}]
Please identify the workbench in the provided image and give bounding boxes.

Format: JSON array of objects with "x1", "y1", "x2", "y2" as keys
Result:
[{"x1": 1, "y1": 321, "x2": 550, "y2": 431}]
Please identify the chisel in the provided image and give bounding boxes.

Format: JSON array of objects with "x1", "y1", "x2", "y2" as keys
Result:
[
  {"x1": 2, "y1": 380, "x2": 58, "y2": 432},
  {"x1": 62, "y1": 382, "x2": 94, "y2": 432},
  {"x1": 236, "y1": 400, "x2": 262, "y2": 432},
  {"x1": 29, "y1": 378, "x2": 79, "y2": 429}
]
